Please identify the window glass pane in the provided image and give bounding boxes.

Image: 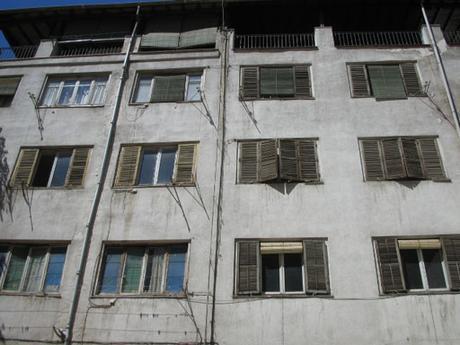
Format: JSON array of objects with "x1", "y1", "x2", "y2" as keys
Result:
[
  {"x1": 44, "y1": 247, "x2": 66, "y2": 293},
  {"x1": 157, "y1": 148, "x2": 176, "y2": 184},
  {"x1": 262, "y1": 254, "x2": 280, "y2": 292},
  {"x1": 284, "y1": 253, "x2": 303, "y2": 292},
  {"x1": 74, "y1": 79, "x2": 92, "y2": 105},
  {"x1": 50, "y1": 152, "x2": 72, "y2": 187},
  {"x1": 40, "y1": 81, "x2": 60, "y2": 106},
  {"x1": 121, "y1": 247, "x2": 144, "y2": 293},
  {"x1": 144, "y1": 247, "x2": 165, "y2": 293},
  {"x1": 138, "y1": 150, "x2": 157, "y2": 185},
  {"x1": 165, "y1": 245, "x2": 186, "y2": 293},
  {"x1": 423, "y1": 249, "x2": 446, "y2": 289},
  {"x1": 0, "y1": 246, "x2": 8, "y2": 279},
  {"x1": 134, "y1": 76, "x2": 152, "y2": 103},
  {"x1": 57, "y1": 80, "x2": 77, "y2": 105},
  {"x1": 91, "y1": 78, "x2": 107, "y2": 104},
  {"x1": 185, "y1": 75, "x2": 201, "y2": 101},
  {"x1": 98, "y1": 248, "x2": 122, "y2": 294},
  {"x1": 3, "y1": 247, "x2": 28, "y2": 290},
  {"x1": 368, "y1": 65, "x2": 406, "y2": 99},
  {"x1": 32, "y1": 153, "x2": 55, "y2": 187},
  {"x1": 23, "y1": 247, "x2": 47, "y2": 292},
  {"x1": 400, "y1": 249, "x2": 423, "y2": 289}
]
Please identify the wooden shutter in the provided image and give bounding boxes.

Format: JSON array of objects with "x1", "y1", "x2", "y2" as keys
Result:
[
  {"x1": 294, "y1": 65, "x2": 312, "y2": 97},
  {"x1": 400, "y1": 63, "x2": 424, "y2": 96},
  {"x1": 240, "y1": 66, "x2": 259, "y2": 100},
  {"x1": 361, "y1": 140, "x2": 384, "y2": 181},
  {"x1": 367, "y1": 65, "x2": 407, "y2": 99},
  {"x1": 10, "y1": 148, "x2": 39, "y2": 187},
  {"x1": 279, "y1": 139, "x2": 300, "y2": 181},
  {"x1": 298, "y1": 139, "x2": 319, "y2": 182},
  {"x1": 151, "y1": 75, "x2": 186, "y2": 102},
  {"x1": 0, "y1": 77, "x2": 21, "y2": 95},
  {"x1": 381, "y1": 138, "x2": 406, "y2": 179},
  {"x1": 258, "y1": 140, "x2": 278, "y2": 182},
  {"x1": 173, "y1": 143, "x2": 197, "y2": 185},
  {"x1": 239, "y1": 141, "x2": 258, "y2": 183},
  {"x1": 179, "y1": 27, "x2": 217, "y2": 48},
  {"x1": 114, "y1": 145, "x2": 141, "y2": 188},
  {"x1": 375, "y1": 238, "x2": 406, "y2": 293},
  {"x1": 418, "y1": 138, "x2": 447, "y2": 181},
  {"x1": 304, "y1": 240, "x2": 329, "y2": 294},
  {"x1": 140, "y1": 33, "x2": 180, "y2": 49},
  {"x1": 237, "y1": 241, "x2": 260, "y2": 294},
  {"x1": 442, "y1": 237, "x2": 460, "y2": 290},
  {"x1": 348, "y1": 64, "x2": 371, "y2": 97},
  {"x1": 401, "y1": 139, "x2": 424, "y2": 178},
  {"x1": 66, "y1": 147, "x2": 90, "y2": 187}
]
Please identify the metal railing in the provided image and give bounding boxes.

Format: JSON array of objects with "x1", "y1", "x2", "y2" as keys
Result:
[
  {"x1": 444, "y1": 31, "x2": 460, "y2": 45},
  {"x1": 53, "y1": 40, "x2": 124, "y2": 57},
  {"x1": 334, "y1": 31, "x2": 423, "y2": 47},
  {"x1": 0, "y1": 45, "x2": 38, "y2": 60},
  {"x1": 234, "y1": 33, "x2": 315, "y2": 49}
]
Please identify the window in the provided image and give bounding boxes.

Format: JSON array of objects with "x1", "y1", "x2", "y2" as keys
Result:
[
  {"x1": 132, "y1": 72, "x2": 203, "y2": 103},
  {"x1": 360, "y1": 136, "x2": 447, "y2": 182},
  {"x1": 235, "y1": 240, "x2": 330, "y2": 296},
  {"x1": 0, "y1": 245, "x2": 67, "y2": 294},
  {"x1": 10, "y1": 147, "x2": 91, "y2": 188},
  {"x1": 240, "y1": 65, "x2": 312, "y2": 100},
  {"x1": 348, "y1": 62, "x2": 424, "y2": 99},
  {"x1": 40, "y1": 75, "x2": 108, "y2": 106},
  {"x1": 0, "y1": 76, "x2": 21, "y2": 107},
  {"x1": 96, "y1": 244, "x2": 188, "y2": 295},
  {"x1": 113, "y1": 143, "x2": 197, "y2": 188},
  {"x1": 374, "y1": 237, "x2": 460, "y2": 293},
  {"x1": 238, "y1": 139, "x2": 320, "y2": 184}
]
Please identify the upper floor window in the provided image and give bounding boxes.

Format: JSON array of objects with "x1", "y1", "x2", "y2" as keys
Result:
[
  {"x1": 39, "y1": 75, "x2": 108, "y2": 107},
  {"x1": 348, "y1": 62, "x2": 424, "y2": 99},
  {"x1": 239, "y1": 65, "x2": 312, "y2": 100},
  {"x1": 132, "y1": 72, "x2": 202, "y2": 104},
  {"x1": 0, "y1": 76, "x2": 21, "y2": 107}
]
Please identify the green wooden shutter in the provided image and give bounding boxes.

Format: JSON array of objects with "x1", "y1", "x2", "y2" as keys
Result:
[
  {"x1": 304, "y1": 240, "x2": 329, "y2": 294},
  {"x1": 114, "y1": 145, "x2": 142, "y2": 188},
  {"x1": 401, "y1": 139, "x2": 424, "y2": 178},
  {"x1": 298, "y1": 139, "x2": 319, "y2": 182},
  {"x1": 10, "y1": 148, "x2": 39, "y2": 187},
  {"x1": 239, "y1": 141, "x2": 258, "y2": 183},
  {"x1": 0, "y1": 77, "x2": 20, "y2": 95},
  {"x1": 140, "y1": 33, "x2": 180, "y2": 49},
  {"x1": 151, "y1": 75, "x2": 186, "y2": 102},
  {"x1": 66, "y1": 147, "x2": 90, "y2": 187},
  {"x1": 237, "y1": 241, "x2": 260, "y2": 294},
  {"x1": 179, "y1": 27, "x2": 217, "y2": 48},
  {"x1": 173, "y1": 143, "x2": 197, "y2": 185},
  {"x1": 348, "y1": 64, "x2": 371, "y2": 97},
  {"x1": 375, "y1": 238, "x2": 406, "y2": 293},
  {"x1": 121, "y1": 247, "x2": 144, "y2": 293},
  {"x1": 361, "y1": 140, "x2": 384, "y2": 181},
  {"x1": 400, "y1": 63, "x2": 424, "y2": 96},
  {"x1": 418, "y1": 138, "x2": 447, "y2": 181},
  {"x1": 258, "y1": 140, "x2": 278, "y2": 182},
  {"x1": 279, "y1": 139, "x2": 300, "y2": 181},
  {"x1": 260, "y1": 67, "x2": 294, "y2": 97},
  {"x1": 381, "y1": 138, "x2": 406, "y2": 179},
  {"x1": 442, "y1": 237, "x2": 460, "y2": 290},
  {"x1": 367, "y1": 65, "x2": 407, "y2": 99},
  {"x1": 240, "y1": 66, "x2": 259, "y2": 100},
  {"x1": 294, "y1": 65, "x2": 312, "y2": 98}
]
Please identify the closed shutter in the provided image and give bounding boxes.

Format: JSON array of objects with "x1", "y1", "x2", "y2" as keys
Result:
[
  {"x1": 173, "y1": 143, "x2": 197, "y2": 185},
  {"x1": 381, "y1": 138, "x2": 406, "y2": 179},
  {"x1": 442, "y1": 237, "x2": 460, "y2": 290},
  {"x1": 361, "y1": 140, "x2": 384, "y2": 181},
  {"x1": 240, "y1": 67, "x2": 259, "y2": 100},
  {"x1": 418, "y1": 138, "x2": 447, "y2": 181},
  {"x1": 66, "y1": 147, "x2": 90, "y2": 187},
  {"x1": 304, "y1": 240, "x2": 329, "y2": 294},
  {"x1": 151, "y1": 75, "x2": 186, "y2": 102},
  {"x1": 400, "y1": 63, "x2": 424, "y2": 96},
  {"x1": 279, "y1": 139, "x2": 300, "y2": 181},
  {"x1": 258, "y1": 140, "x2": 278, "y2": 182},
  {"x1": 140, "y1": 33, "x2": 180, "y2": 49},
  {"x1": 179, "y1": 27, "x2": 217, "y2": 48},
  {"x1": 367, "y1": 65, "x2": 407, "y2": 99},
  {"x1": 239, "y1": 141, "x2": 258, "y2": 183},
  {"x1": 401, "y1": 139, "x2": 424, "y2": 178},
  {"x1": 294, "y1": 65, "x2": 312, "y2": 97},
  {"x1": 348, "y1": 64, "x2": 371, "y2": 97},
  {"x1": 237, "y1": 241, "x2": 260, "y2": 294},
  {"x1": 260, "y1": 67, "x2": 294, "y2": 97},
  {"x1": 375, "y1": 238, "x2": 406, "y2": 293},
  {"x1": 10, "y1": 148, "x2": 39, "y2": 187},
  {"x1": 0, "y1": 77, "x2": 21, "y2": 95},
  {"x1": 298, "y1": 139, "x2": 319, "y2": 182},
  {"x1": 114, "y1": 145, "x2": 142, "y2": 188}
]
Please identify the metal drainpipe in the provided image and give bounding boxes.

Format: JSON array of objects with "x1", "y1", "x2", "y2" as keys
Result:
[
  {"x1": 421, "y1": 4, "x2": 460, "y2": 137},
  {"x1": 63, "y1": 6, "x2": 141, "y2": 345}
]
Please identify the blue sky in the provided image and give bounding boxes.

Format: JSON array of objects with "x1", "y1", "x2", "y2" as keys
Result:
[{"x1": 0, "y1": 0, "x2": 161, "y2": 11}]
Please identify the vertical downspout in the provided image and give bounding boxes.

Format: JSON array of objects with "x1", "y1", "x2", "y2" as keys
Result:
[
  {"x1": 63, "y1": 6, "x2": 141, "y2": 345},
  {"x1": 421, "y1": 3, "x2": 460, "y2": 137}
]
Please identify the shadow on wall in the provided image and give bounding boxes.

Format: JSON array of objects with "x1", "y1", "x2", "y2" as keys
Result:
[{"x1": 0, "y1": 127, "x2": 13, "y2": 221}]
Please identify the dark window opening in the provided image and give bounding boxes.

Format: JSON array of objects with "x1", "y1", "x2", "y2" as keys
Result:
[
  {"x1": 32, "y1": 153, "x2": 55, "y2": 187},
  {"x1": 0, "y1": 95, "x2": 14, "y2": 107},
  {"x1": 284, "y1": 253, "x2": 303, "y2": 292},
  {"x1": 262, "y1": 254, "x2": 280, "y2": 292},
  {"x1": 400, "y1": 249, "x2": 423, "y2": 290}
]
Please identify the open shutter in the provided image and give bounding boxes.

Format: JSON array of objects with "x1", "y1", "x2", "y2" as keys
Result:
[
  {"x1": 279, "y1": 139, "x2": 300, "y2": 181},
  {"x1": 140, "y1": 33, "x2": 180, "y2": 49},
  {"x1": 173, "y1": 143, "x2": 197, "y2": 185},
  {"x1": 66, "y1": 147, "x2": 90, "y2": 187},
  {"x1": 10, "y1": 148, "x2": 39, "y2": 187},
  {"x1": 304, "y1": 240, "x2": 329, "y2": 294},
  {"x1": 294, "y1": 65, "x2": 312, "y2": 98},
  {"x1": 114, "y1": 145, "x2": 141, "y2": 188},
  {"x1": 401, "y1": 139, "x2": 424, "y2": 178},
  {"x1": 400, "y1": 63, "x2": 424, "y2": 96},
  {"x1": 348, "y1": 64, "x2": 371, "y2": 97},
  {"x1": 361, "y1": 140, "x2": 384, "y2": 181},
  {"x1": 375, "y1": 238, "x2": 406, "y2": 293},
  {"x1": 298, "y1": 139, "x2": 319, "y2": 182},
  {"x1": 240, "y1": 66, "x2": 259, "y2": 100},
  {"x1": 237, "y1": 241, "x2": 260, "y2": 294},
  {"x1": 239, "y1": 141, "x2": 258, "y2": 183},
  {"x1": 418, "y1": 138, "x2": 447, "y2": 181},
  {"x1": 367, "y1": 65, "x2": 407, "y2": 99},
  {"x1": 258, "y1": 140, "x2": 278, "y2": 182},
  {"x1": 442, "y1": 237, "x2": 460, "y2": 290},
  {"x1": 0, "y1": 77, "x2": 21, "y2": 95},
  {"x1": 151, "y1": 75, "x2": 186, "y2": 102},
  {"x1": 381, "y1": 138, "x2": 406, "y2": 179}
]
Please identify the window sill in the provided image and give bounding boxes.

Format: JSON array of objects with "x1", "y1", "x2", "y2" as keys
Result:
[
  {"x1": 91, "y1": 293, "x2": 186, "y2": 299},
  {"x1": 0, "y1": 291, "x2": 61, "y2": 298},
  {"x1": 38, "y1": 104, "x2": 105, "y2": 109},
  {"x1": 237, "y1": 181, "x2": 323, "y2": 185},
  {"x1": 113, "y1": 183, "x2": 195, "y2": 191},
  {"x1": 129, "y1": 100, "x2": 202, "y2": 106},
  {"x1": 380, "y1": 290, "x2": 459, "y2": 297},
  {"x1": 239, "y1": 97, "x2": 315, "y2": 102},
  {"x1": 234, "y1": 293, "x2": 332, "y2": 299},
  {"x1": 11, "y1": 186, "x2": 84, "y2": 190},
  {"x1": 364, "y1": 178, "x2": 451, "y2": 183}
]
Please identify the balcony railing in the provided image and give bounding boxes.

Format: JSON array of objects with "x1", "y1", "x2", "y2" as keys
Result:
[
  {"x1": 234, "y1": 33, "x2": 315, "y2": 49},
  {"x1": 53, "y1": 39, "x2": 124, "y2": 57},
  {"x1": 334, "y1": 31, "x2": 423, "y2": 48},
  {"x1": 444, "y1": 31, "x2": 460, "y2": 45},
  {"x1": 0, "y1": 45, "x2": 38, "y2": 60}
]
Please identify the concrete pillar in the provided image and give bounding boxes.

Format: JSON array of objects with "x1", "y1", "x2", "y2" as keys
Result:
[
  {"x1": 314, "y1": 27, "x2": 334, "y2": 49},
  {"x1": 34, "y1": 39, "x2": 56, "y2": 58},
  {"x1": 122, "y1": 35, "x2": 133, "y2": 53},
  {"x1": 421, "y1": 24, "x2": 447, "y2": 52}
]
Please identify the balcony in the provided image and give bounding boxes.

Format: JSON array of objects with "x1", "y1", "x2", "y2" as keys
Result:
[
  {"x1": 234, "y1": 33, "x2": 315, "y2": 50},
  {"x1": 0, "y1": 45, "x2": 38, "y2": 60},
  {"x1": 333, "y1": 31, "x2": 423, "y2": 48},
  {"x1": 444, "y1": 31, "x2": 460, "y2": 46},
  {"x1": 52, "y1": 38, "x2": 124, "y2": 57}
]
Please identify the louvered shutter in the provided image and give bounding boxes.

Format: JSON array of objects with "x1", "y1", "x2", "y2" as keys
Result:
[
  {"x1": 10, "y1": 148, "x2": 39, "y2": 187},
  {"x1": 237, "y1": 241, "x2": 260, "y2": 294},
  {"x1": 367, "y1": 65, "x2": 407, "y2": 99},
  {"x1": 304, "y1": 240, "x2": 329, "y2": 294},
  {"x1": 400, "y1": 63, "x2": 424, "y2": 96},
  {"x1": 260, "y1": 67, "x2": 294, "y2": 97},
  {"x1": 258, "y1": 140, "x2": 278, "y2": 182},
  {"x1": 381, "y1": 138, "x2": 406, "y2": 179},
  {"x1": 348, "y1": 64, "x2": 371, "y2": 97},
  {"x1": 179, "y1": 27, "x2": 217, "y2": 48},
  {"x1": 173, "y1": 143, "x2": 197, "y2": 185},
  {"x1": 279, "y1": 139, "x2": 300, "y2": 181},
  {"x1": 375, "y1": 238, "x2": 406, "y2": 293},
  {"x1": 294, "y1": 65, "x2": 312, "y2": 97},
  {"x1": 0, "y1": 77, "x2": 21, "y2": 95},
  {"x1": 401, "y1": 139, "x2": 424, "y2": 178},
  {"x1": 140, "y1": 33, "x2": 180, "y2": 49},
  {"x1": 114, "y1": 145, "x2": 141, "y2": 188},
  {"x1": 442, "y1": 237, "x2": 460, "y2": 290},
  {"x1": 298, "y1": 139, "x2": 319, "y2": 182},
  {"x1": 418, "y1": 138, "x2": 447, "y2": 181},
  {"x1": 361, "y1": 140, "x2": 384, "y2": 181},
  {"x1": 151, "y1": 75, "x2": 186, "y2": 102},
  {"x1": 66, "y1": 147, "x2": 90, "y2": 187},
  {"x1": 240, "y1": 67, "x2": 259, "y2": 100},
  {"x1": 239, "y1": 142, "x2": 258, "y2": 183}
]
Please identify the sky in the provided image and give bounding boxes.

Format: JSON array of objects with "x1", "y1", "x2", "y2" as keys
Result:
[{"x1": 0, "y1": 0, "x2": 161, "y2": 11}]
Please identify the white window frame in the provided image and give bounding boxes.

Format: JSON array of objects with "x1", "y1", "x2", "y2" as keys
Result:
[
  {"x1": 44, "y1": 151, "x2": 73, "y2": 187},
  {"x1": 184, "y1": 73, "x2": 203, "y2": 101},
  {"x1": 262, "y1": 252, "x2": 305, "y2": 295},
  {"x1": 137, "y1": 146, "x2": 178, "y2": 186}
]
